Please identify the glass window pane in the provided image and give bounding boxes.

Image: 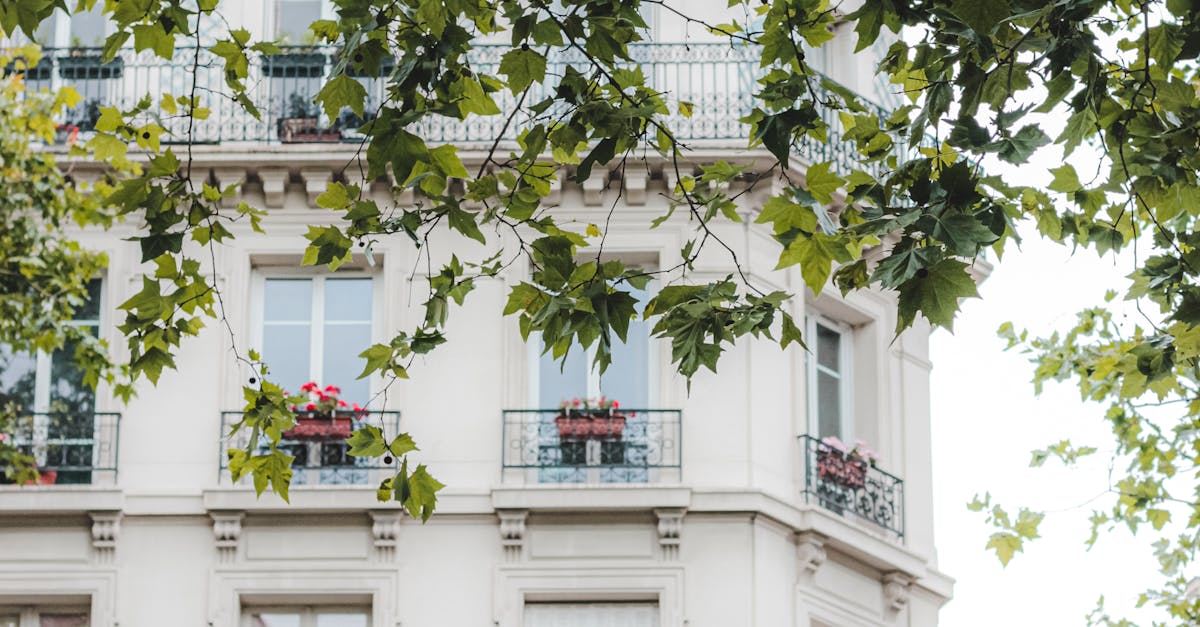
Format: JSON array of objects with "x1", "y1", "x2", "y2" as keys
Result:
[
  {"x1": 539, "y1": 344, "x2": 588, "y2": 409},
  {"x1": 599, "y1": 283, "x2": 651, "y2": 409},
  {"x1": 0, "y1": 346, "x2": 37, "y2": 410},
  {"x1": 817, "y1": 371, "x2": 841, "y2": 438},
  {"x1": 816, "y1": 323, "x2": 840, "y2": 372},
  {"x1": 49, "y1": 331, "x2": 97, "y2": 416},
  {"x1": 524, "y1": 603, "x2": 660, "y2": 627},
  {"x1": 263, "y1": 324, "x2": 312, "y2": 395},
  {"x1": 73, "y1": 278, "x2": 102, "y2": 321},
  {"x1": 277, "y1": 0, "x2": 322, "y2": 43},
  {"x1": 317, "y1": 613, "x2": 369, "y2": 627},
  {"x1": 323, "y1": 323, "x2": 371, "y2": 404},
  {"x1": 248, "y1": 613, "x2": 301, "y2": 627},
  {"x1": 264, "y1": 279, "x2": 313, "y2": 322},
  {"x1": 40, "y1": 614, "x2": 89, "y2": 627},
  {"x1": 0, "y1": 615, "x2": 17, "y2": 627},
  {"x1": 324, "y1": 278, "x2": 372, "y2": 322},
  {"x1": 69, "y1": 5, "x2": 106, "y2": 46}
]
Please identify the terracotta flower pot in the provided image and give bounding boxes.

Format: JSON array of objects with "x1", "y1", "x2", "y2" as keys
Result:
[
  {"x1": 284, "y1": 412, "x2": 353, "y2": 440},
  {"x1": 554, "y1": 412, "x2": 627, "y2": 439}
]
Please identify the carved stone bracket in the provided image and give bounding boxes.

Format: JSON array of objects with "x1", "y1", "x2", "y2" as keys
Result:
[
  {"x1": 210, "y1": 167, "x2": 245, "y2": 208},
  {"x1": 582, "y1": 172, "x2": 607, "y2": 206},
  {"x1": 624, "y1": 166, "x2": 649, "y2": 205},
  {"x1": 258, "y1": 168, "x2": 289, "y2": 208},
  {"x1": 882, "y1": 571, "x2": 913, "y2": 614},
  {"x1": 497, "y1": 509, "x2": 528, "y2": 563},
  {"x1": 654, "y1": 508, "x2": 685, "y2": 561},
  {"x1": 211, "y1": 511, "x2": 245, "y2": 564},
  {"x1": 299, "y1": 167, "x2": 332, "y2": 208},
  {"x1": 795, "y1": 531, "x2": 827, "y2": 584},
  {"x1": 89, "y1": 511, "x2": 121, "y2": 565},
  {"x1": 369, "y1": 510, "x2": 403, "y2": 563}
]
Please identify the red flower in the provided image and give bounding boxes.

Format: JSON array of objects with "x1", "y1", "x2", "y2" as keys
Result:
[
  {"x1": 305, "y1": 403, "x2": 316, "y2": 411},
  {"x1": 338, "y1": 399, "x2": 348, "y2": 408},
  {"x1": 613, "y1": 401, "x2": 619, "y2": 409},
  {"x1": 572, "y1": 398, "x2": 581, "y2": 407},
  {"x1": 325, "y1": 385, "x2": 341, "y2": 395},
  {"x1": 352, "y1": 402, "x2": 363, "y2": 411},
  {"x1": 289, "y1": 404, "x2": 297, "y2": 411},
  {"x1": 300, "y1": 382, "x2": 318, "y2": 393}
]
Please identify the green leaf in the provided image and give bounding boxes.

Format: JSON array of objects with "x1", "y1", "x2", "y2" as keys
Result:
[
  {"x1": 404, "y1": 464, "x2": 444, "y2": 522},
  {"x1": 804, "y1": 162, "x2": 844, "y2": 205},
  {"x1": 1048, "y1": 164, "x2": 1082, "y2": 193},
  {"x1": 499, "y1": 48, "x2": 547, "y2": 94},
  {"x1": 315, "y1": 74, "x2": 367, "y2": 121},
  {"x1": 777, "y1": 232, "x2": 853, "y2": 295},
  {"x1": 948, "y1": 0, "x2": 1010, "y2": 35},
  {"x1": 896, "y1": 258, "x2": 979, "y2": 331},
  {"x1": 389, "y1": 433, "x2": 419, "y2": 457},
  {"x1": 986, "y1": 532, "x2": 1023, "y2": 566},
  {"x1": 347, "y1": 425, "x2": 388, "y2": 457}
]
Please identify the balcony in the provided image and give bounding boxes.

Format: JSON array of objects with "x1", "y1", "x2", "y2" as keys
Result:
[
  {"x1": 800, "y1": 435, "x2": 904, "y2": 538},
  {"x1": 218, "y1": 410, "x2": 400, "y2": 487},
  {"x1": 501, "y1": 409, "x2": 681, "y2": 484},
  {"x1": 20, "y1": 43, "x2": 898, "y2": 175},
  {"x1": 0, "y1": 412, "x2": 120, "y2": 486}
]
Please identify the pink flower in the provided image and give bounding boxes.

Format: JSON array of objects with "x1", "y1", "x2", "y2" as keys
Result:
[
  {"x1": 352, "y1": 403, "x2": 363, "y2": 411},
  {"x1": 613, "y1": 400, "x2": 620, "y2": 409},
  {"x1": 0, "y1": 433, "x2": 7, "y2": 442},
  {"x1": 572, "y1": 398, "x2": 581, "y2": 407},
  {"x1": 289, "y1": 404, "x2": 297, "y2": 411},
  {"x1": 325, "y1": 385, "x2": 341, "y2": 395},
  {"x1": 338, "y1": 399, "x2": 348, "y2": 408}
]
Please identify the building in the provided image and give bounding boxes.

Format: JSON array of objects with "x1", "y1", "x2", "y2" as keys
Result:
[{"x1": 0, "y1": 1, "x2": 956, "y2": 625}]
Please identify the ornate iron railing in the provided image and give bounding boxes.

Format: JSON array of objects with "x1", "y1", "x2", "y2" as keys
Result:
[
  {"x1": 218, "y1": 410, "x2": 400, "y2": 487},
  {"x1": 0, "y1": 412, "x2": 121, "y2": 486},
  {"x1": 501, "y1": 409, "x2": 681, "y2": 484},
  {"x1": 17, "y1": 43, "x2": 907, "y2": 175},
  {"x1": 800, "y1": 434, "x2": 904, "y2": 538}
]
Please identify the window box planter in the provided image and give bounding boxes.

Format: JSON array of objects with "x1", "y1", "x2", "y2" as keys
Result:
[
  {"x1": 816, "y1": 447, "x2": 867, "y2": 490},
  {"x1": 59, "y1": 53, "x2": 124, "y2": 80},
  {"x1": 263, "y1": 51, "x2": 328, "y2": 78},
  {"x1": 554, "y1": 411, "x2": 627, "y2": 439},
  {"x1": 283, "y1": 411, "x2": 355, "y2": 441},
  {"x1": 278, "y1": 117, "x2": 342, "y2": 143}
]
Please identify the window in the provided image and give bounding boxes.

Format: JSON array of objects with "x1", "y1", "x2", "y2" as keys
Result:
[
  {"x1": 273, "y1": 0, "x2": 331, "y2": 44},
  {"x1": 243, "y1": 606, "x2": 368, "y2": 627},
  {"x1": 524, "y1": 603, "x2": 659, "y2": 627},
  {"x1": 259, "y1": 275, "x2": 373, "y2": 405},
  {"x1": 33, "y1": 4, "x2": 107, "y2": 47},
  {"x1": 0, "y1": 607, "x2": 89, "y2": 627},
  {"x1": 807, "y1": 317, "x2": 851, "y2": 440},
  {"x1": 0, "y1": 279, "x2": 102, "y2": 484}
]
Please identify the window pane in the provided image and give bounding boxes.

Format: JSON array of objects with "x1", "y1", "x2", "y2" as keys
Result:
[
  {"x1": 276, "y1": 0, "x2": 322, "y2": 43},
  {"x1": 817, "y1": 371, "x2": 841, "y2": 438},
  {"x1": 525, "y1": 603, "x2": 660, "y2": 627},
  {"x1": 264, "y1": 279, "x2": 313, "y2": 322},
  {"x1": 263, "y1": 324, "x2": 312, "y2": 395},
  {"x1": 317, "y1": 613, "x2": 369, "y2": 627},
  {"x1": 539, "y1": 345, "x2": 588, "y2": 409},
  {"x1": 599, "y1": 283, "x2": 651, "y2": 409},
  {"x1": 248, "y1": 613, "x2": 301, "y2": 627},
  {"x1": 50, "y1": 331, "x2": 97, "y2": 416},
  {"x1": 0, "y1": 346, "x2": 37, "y2": 410},
  {"x1": 69, "y1": 5, "x2": 105, "y2": 46},
  {"x1": 0, "y1": 615, "x2": 17, "y2": 627},
  {"x1": 74, "y1": 279, "x2": 102, "y2": 321},
  {"x1": 40, "y1": 614, "x2": 89, "y2": 627},
  {"x1": 323, "y1": 322, "x2": 371, "y2": 404},
  {"x1": 324, "y1": 278, "x2": 372, "y2": 322},
  {"x1": 816, "y1": 323, "x2": 840, "y2": 372}
]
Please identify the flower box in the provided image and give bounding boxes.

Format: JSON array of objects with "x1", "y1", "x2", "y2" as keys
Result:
[
  {"x1": 279, "y1": 117, "x2": 342, "y2": 143},
  {"x1": 283, "y1": 412, "x2": 353, "y2": 441},
  {"x1": 816, "y1": 447, "x2": 867, "y2": 490},
  {"x1": 554, "y1": 411, "x2": 627, "y2": 439}
]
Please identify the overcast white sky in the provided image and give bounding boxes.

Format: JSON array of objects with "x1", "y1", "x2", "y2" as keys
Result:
[{"x1": 930, "y1": 228, "x2": 1165, "y2": 623}]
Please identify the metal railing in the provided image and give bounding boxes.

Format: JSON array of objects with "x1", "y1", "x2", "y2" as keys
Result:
[
  {"x1": 800, "y1": 434, "x2": 904, "y2": 538},
  {"x1": 15, "y1": 43, "x2": 908, "y2": 175},
  {"x1": 218, "y1": 410, "x2": 400, "y2": 487},
  {"x1": 1, "y1": 412, "x2": 120, "y2": 486},
  {"x1": 501, "y1": 409, "x2": 681, "y2": 484}
]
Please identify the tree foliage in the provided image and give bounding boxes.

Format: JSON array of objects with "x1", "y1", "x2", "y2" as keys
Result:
[{"x1": 6, "y1": 0, "x2": 1200, "y2": 621}]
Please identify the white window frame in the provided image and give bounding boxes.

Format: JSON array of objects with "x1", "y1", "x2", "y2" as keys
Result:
[
  {"x1": 806, "y1": 315, "x2": 853, "y2": 440},
  {"x1": 240, "y1": 604, "x2": 371, "y2": 627},
  {"x1": 250, "y1": 269, "x2": 380, "y2": 396},
  {"x1": 527, "y1": 279, "x2": 659, "y2": 408},
  {"x1": 0, "y1": 605, "x2": 89, "y2": 627}
]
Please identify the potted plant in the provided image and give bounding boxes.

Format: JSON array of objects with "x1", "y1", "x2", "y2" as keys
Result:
[
  {"x1": 815, "y1": 436, "x2": 880, "y2": 490},
  {"x1": 59, "y1": 37, "x2": 123, "y2": 80},
  {"x1": 277, "y1": 92, "x2": 341, "y2": 143},
  {"x1": 555, "y1": 397, "x2": 627, "y2": 439},
  {"x1": 282, "y1": 382, "x2": 366, "y2": 441}
]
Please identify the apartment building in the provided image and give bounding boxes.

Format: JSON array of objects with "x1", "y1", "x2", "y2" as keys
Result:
[{"x1": 0, "y1": 1, "x2": 954, "y2": 625}]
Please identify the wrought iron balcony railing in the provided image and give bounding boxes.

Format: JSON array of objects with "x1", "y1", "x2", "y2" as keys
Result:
[
  {"x1": 0, "y1": 411, "x2": 120, "y2": 486},
  {"x1": 501, "y1": 409, "x2": 681, "y2": 484},
  {"x1": 18, "y1": 44, "x2": 902, "y2": 176},
  {"x1": 218, "y1": 410, "x2": 400, "y2": 487},
  {"x1": 800, "y1": 434, "x2": 904, "y2": 538}
]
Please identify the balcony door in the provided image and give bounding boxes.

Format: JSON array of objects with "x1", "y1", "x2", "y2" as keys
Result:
[{"x1": 0, "y1": 279, "x2": 101, "y2": 484}]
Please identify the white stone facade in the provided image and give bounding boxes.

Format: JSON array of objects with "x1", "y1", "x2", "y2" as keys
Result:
[{"x1": 0, "y1": 2, "x2": 952, "y2": 626}]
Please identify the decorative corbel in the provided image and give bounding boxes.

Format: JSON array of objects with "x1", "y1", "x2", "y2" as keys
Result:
[
  {"x1": 210, "y1": 167, "x2": 245, "y2": 208},
  {"x1": 882, "y1": 571, "x2": 913, "y2": 614},
  {"x1": 211, "y1": 511, "x2": 245, "y2": 564},
  {"x1": 654, "y1": 508, "x2": 685, "y2": 561},
  {"x1": 369, "y1": 510, "x2": 402, "y2": 563},
  {"x1": 257, "y1": 168, "x2": 289, "y2": 208},
  {"x1": 497, "y1": 509, "x2": 528, "y2": 563},
  {"x1": 299, "y1": 167, "x2": 333, "y2": 208},
  {"x1": 623, "y1": 166, "x2": 649, "y2": 205},
  {"x1": 582, "y1": 172, "x2": 608, "y2": 206},
  {"x1": 795, "y1": 531, "x2": 827, "y2": 584},
  {"x1": 89, "y1": 511, "x2": 121, "y2": 565}
]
